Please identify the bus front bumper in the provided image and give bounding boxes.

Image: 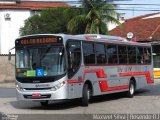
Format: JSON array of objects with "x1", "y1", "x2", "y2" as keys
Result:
[{"x1": 16, "y1": 86, "x2": 68, "y2": 101}]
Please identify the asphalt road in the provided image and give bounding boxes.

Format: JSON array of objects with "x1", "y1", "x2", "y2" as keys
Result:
[
  {"x1": 0, "y1": 80, "x2": 160, "y2": 120},
  {"x1": 0, "y1": 88, "x2": 16, "y2": 98}
]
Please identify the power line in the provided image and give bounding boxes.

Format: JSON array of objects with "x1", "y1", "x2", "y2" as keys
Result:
[
  {"x1": 29, "y1": 0, "x2": 160, "y2": 12},
  {"x1": 35, "y1": 0, "x2": 160, "y2": 6},
  {"x1": 111, "y1": 4, "x2": 160, "y2": 6},
  {"x1": 114, "y1": 8, "x2": 160, "y2": 12},
  {"x1": 73, "y1": 7, "x2": 160, "y2": 12},
  {"x1": 48, "y1": 1, "x2": 160, "y2": 6}
]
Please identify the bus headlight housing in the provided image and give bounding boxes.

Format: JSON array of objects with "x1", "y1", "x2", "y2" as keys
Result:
[
  {"x1": 50, "y1": 81, "x2": 66, "y2": 91},
  {"x1": 16, "y1": 83, "x2": 25, "y2": 91}
]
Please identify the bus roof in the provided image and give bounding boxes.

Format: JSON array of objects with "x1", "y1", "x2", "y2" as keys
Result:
[{"x1": 17, "y1": 34, "x2": 151, "y2": 47}]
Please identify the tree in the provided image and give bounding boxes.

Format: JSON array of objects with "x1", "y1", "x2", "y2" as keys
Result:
[
  {"x1": 20, "y1": 7, "x2": 78, "y2": 36},
  {"x1": 67, "y1": 0, "x2": 121, "y2": 34},
  {"x1": 20, "y1": 1, "x2": 121, "y2": 35},
  {"x1": 20, "y1": 14, "x2": 41, "y2": 36}
]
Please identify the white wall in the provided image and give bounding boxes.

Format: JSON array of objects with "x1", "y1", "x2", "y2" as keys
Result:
[
  {"x1": 108, "y1": 22, "x2": 119, "y2": 31},
  {"x1": 0, "y1": 10, "x2": 31, "y2": 54},
  {"x1": 108, "y1": 19, "x2": 125, "y2": 31}
]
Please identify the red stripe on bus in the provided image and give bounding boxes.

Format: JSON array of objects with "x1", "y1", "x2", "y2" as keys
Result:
[
  {"x1": 84, "y1": 69, "x2": 107, "y2": 78},
  {"x1": 119, "y1": 71, "x2": 154, "y2": 84},
  {"x1": 98, "y1": 80, "x2": 129, "y2": 92},
  {"x1": 145, "y1": 72, "x2": 154, "y2": 84},
  {"x1": 67, "y1": 69, "x2": 153, "y2": 85},
  {"x1": 84, "y1": 64, "x2": 151, "y2": 66},
  {"x1": 108, "y1": 85, "x2": 129, "y2": 91},
  {"x1": 67, "y1": 80, "x2": 81, "y2": 83},
  {"x1": 67, "y1": 69, "x2": 107, "y2": 84}
]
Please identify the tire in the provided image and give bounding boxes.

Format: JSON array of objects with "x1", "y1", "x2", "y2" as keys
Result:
[
  {"x1": 82, "y1": 84, "x2": 90, "y2": 106},
  {"x1": 40, "y1": 101, "x2": 49, "y2": 106},
  {"x1": 127, "y1": 80, "x2": 135, "y2": 98}
]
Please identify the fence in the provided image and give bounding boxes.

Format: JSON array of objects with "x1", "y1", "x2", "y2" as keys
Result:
[{"x1": 0, "y1": 54, "x2": 15, "y2": 83}]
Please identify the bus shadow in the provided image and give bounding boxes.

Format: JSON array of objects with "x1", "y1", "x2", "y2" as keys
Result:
[
  {"x1": 90, "y1": 92, "x2": 127, "y2": 104},
  {"x1": 10, "y1": 84, "x2": 160, "y2": 110},
  {"x1": 10, "y1": 93, "x2": 129, "y2": 110},
  {"x1": 10, "y1": 99, "x2": 80, "y2": 110},
  {"x1": 135, "y1": 84, "x2": 160, "y2": 96},
  {"x1": 10, "y1": 93, "x2": 127, "y2": 110}
]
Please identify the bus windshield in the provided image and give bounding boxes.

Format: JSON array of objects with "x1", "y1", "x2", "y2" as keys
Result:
[{"x1": 16, "y1": 46, "x2": 66, "y2": 77}]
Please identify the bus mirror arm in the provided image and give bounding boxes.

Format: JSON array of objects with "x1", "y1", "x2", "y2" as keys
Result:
[
  {"x1": 8, "y1": 52, "x2": 11, "y2": 61},
  {"x1": 8, "y1": 46, "x2": 15, "y2": 61}
]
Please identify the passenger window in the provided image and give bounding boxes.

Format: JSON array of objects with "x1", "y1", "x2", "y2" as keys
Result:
[
  {"x1": 118, "y1": 46, "x2": 128, "y2": 64},
  {"x1": 128, "y1": 46, "x2": 136, "y2": 64},
  {"x1": 106, "y1": 44, "x2": 118, "y2": 64},
  {"x1": 144, "y1": 48, "x2": 151, "y2": 64},
  {"x1": 136, "y1": 47, "x2": 144, "y2": 64},
  {"x1": 95, "y1": 43, "x2": 106, "y2": 64},
  {"x1": 67, "y1": 41, "x2": 81, "y2": 78},
  {"x1": 83, "y1": 42, "x2": 95, "y2": 64}
]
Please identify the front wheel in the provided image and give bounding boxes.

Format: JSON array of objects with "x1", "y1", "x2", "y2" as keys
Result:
[
  {"x1": 81, "y1": 84, "x2": 90, "y2": 106},
  {"x1": 127, "y1": 81, "x2": 135, "y2": 98}
]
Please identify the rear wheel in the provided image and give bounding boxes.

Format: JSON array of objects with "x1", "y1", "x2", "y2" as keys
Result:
[
  {"x1": 82, "y1": 84, "x2": 91, "y2": 106},
  {"x1": 127, "y1": 80, "x2": 135, "y2": 98},
  {"x1": 40, "y1": 101, "x2": 49, "y2": 106}
]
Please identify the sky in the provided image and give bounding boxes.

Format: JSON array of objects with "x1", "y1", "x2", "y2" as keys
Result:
[
  {"x1": 115, "y1": 0, "x2": 160, "y2": 19},
  {"x1": 29, "y1": 0, "x2": 160, "y2": 19}
]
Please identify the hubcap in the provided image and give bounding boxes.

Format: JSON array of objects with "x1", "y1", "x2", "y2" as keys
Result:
[
  {"x1": 130, "y1": 84, "x2": 134, "y2": 95},
  {"x1": 87, "y1": 90, "x2": 90, "y2": 100}
]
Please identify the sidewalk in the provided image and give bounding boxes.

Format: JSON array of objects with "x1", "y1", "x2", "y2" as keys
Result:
[
  {"x1": 154, "y1": 78, "x2": 160, "y2": 84},
  {"x1": 0, "y1": 82, "x2": 15, "y2": 88}
]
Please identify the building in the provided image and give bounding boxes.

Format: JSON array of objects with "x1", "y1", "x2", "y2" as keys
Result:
[
  {"x1": 110, "y1": 12, "x2": 160, "y2": 78},
  {"x1": 0, "y1": 0, "x2": 69, "y2": 54}
]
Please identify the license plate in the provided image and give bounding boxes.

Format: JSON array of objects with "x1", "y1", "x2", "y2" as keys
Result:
[{"x1": 32, "y1": 93, "x2": 41, "y2": 98}]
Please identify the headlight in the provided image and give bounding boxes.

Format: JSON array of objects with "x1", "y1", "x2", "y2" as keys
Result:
[
  {"x1": 50, "y1": 81, "x2": 66, "y2": 91},
  {"x1": 16, "y1": 83, "x2": 25, "y2": 91}
]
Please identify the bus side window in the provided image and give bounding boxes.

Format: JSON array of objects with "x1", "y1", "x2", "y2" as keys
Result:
[
  {"x1": 144, "y1": 48, "x2": 151, "y2": 64},
  {"x1": 95, "y1": 43, "x2": 106, "y2": 64},
  {"x1": 83, "y1": 42, "x2": 95, "y2": 64},
  {"x1": 118, "y1": 45, "x2": 127, "y2": 64},
  {"x1": 128, "y1": 46, "x2": 136, "y2": 64},
  {"x1": 106, "y1": 44, "x2": 118, "y2": 64},
  {"x1": 67, "y1": 40, "x2": 81, "y2": 79},
  {"x1": 136, "y1": 47, "x2": 144, "y2": 64}
]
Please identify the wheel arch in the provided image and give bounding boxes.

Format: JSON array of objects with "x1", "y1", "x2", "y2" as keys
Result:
[{"x1": 83, "y1": 80, "x2": 93, "y2": 96}]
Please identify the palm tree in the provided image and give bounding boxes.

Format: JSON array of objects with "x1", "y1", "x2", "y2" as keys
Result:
[{"x1": 67, "y1": 0, "x2": 121, "y2": 34}]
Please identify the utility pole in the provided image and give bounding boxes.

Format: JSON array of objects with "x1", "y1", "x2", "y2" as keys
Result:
[{"x1": 132, "y1": 7, "x2": 135, "y2": 17}]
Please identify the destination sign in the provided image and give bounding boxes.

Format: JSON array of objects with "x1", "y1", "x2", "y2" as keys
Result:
[{"x1": 16, "y1": 36, "x2": 62, "y2": 46}]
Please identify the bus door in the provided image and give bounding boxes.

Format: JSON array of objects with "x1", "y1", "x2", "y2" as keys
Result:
[{"x1": 66, "y1": 40, "x2": 83, "y2": 99}]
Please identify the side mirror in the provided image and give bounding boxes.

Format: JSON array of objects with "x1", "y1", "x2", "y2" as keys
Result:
[
  {"x1": 8, "y1": 46, "x2": 15, "y2": 61},
  {"x1": 8, "y1": 52, "x2": 11, "y2": 61}
]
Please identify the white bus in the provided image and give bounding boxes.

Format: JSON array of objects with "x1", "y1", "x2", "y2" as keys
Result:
[{"x1": 14, "y1": 34, "x2": 154, "y2": 106}]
